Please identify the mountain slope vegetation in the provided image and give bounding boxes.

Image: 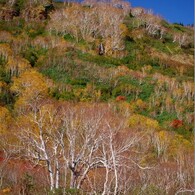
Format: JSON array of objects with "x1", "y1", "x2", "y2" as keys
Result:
[{"x1": 0, "y1": 0, "x2": 194, "y2": 194}]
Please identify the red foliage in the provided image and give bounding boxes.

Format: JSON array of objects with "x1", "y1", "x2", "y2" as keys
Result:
[
  {"x1": 0, "y1": 150, "x2": 47, "y2": 185},
  {"x1": 0, "y1": 151, "x2": 4, "y2": 162},
  {"x1": 116, "y1": 96, "x2": 126, "y2": 101},
  {"x1": 170, "y1": 119, "x2": 183, "y2": 128}
]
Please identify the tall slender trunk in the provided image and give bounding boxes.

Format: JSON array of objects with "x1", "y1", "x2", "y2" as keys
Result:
[
  {"x1": 46, "y1": 159, "x2": 54, "y2": 191},
  {"x1": 102, "y1": 165, "x2": 109, "y2": 195},
  {"x1": 40, "y1": 130, "x2": 54, "y2": 191},
  {"x1": 55, "y1": 158, "x2": 59, "y2": 189},
  {"x1": 110, "y1": 137, "x2": 118, "y2": 195},
  {"x1": 70, "y1": 170, "x2": 77, "y2": 189},
  {"x1": 77, "y1": 165, "x2": 90, "y2": 189}
]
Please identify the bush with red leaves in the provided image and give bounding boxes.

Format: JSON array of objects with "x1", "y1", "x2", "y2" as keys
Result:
[
  {"x1": 170, "y1": 119, "x2": 183, "y2": 128},
  {"x1": 116, "y1": 96, "x2": 126, "y2": 101}
]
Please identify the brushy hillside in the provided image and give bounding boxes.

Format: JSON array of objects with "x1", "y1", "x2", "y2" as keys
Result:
[{"x1": 0, "y1": 0, "x2": 194, "y2": 194}]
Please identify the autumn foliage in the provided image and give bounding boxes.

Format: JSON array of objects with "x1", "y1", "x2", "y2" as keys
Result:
[{"x1": 0, "y1": 0, "x2": 194, "y2": 194}]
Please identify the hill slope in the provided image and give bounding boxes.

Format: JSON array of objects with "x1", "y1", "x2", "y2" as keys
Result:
[{"x1": 0, "y1": 0, "x2": 194, "y2": 194}]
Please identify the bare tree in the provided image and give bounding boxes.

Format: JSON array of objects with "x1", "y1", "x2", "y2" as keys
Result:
[
  {"x1": 48, "y1": 1, "x2": 127, "y2": 53},
  {"x1": 16, "y1": 104, "x2": 64, "y2": 191},
  {"x1": 60, "y1": 105, "x2": 104, "y2": 189},
  {"x1": 173, "y1": 32, "x2": 188, "y2": 47}
]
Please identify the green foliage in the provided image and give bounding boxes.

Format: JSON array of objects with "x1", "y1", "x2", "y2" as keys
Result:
[
  {"x1": 172, "y1": 125, "x2": 192, "y2": 140},
  {"x1": 163, "y1": 33, "x2": 173, "y2": 43},
  {"x1": 133, "y1": 185, "x2": 166, "y2": 195},
  {"x1": 21, "y1": 173, "x2": 35, "y2": 195},
  {"x1": 162, "y1": 20, "x2": 188, "y2": 33},
  {"x1": 53, "y1": 1, "x2": 66, "y2": 9},
  {"x1": 13, "y1": 0, "x2": 25, "y2": 14},
  {"x1": 77, "y1": 51, "x2": 120, "y2": 68},
  {"x1": 64, "y1": 188, "x2": 84, "y2": 195},
  {"x1": 95, "y1": 83, "x2": 112, "y2": 101},
  {"x1": 22, "y1": 21, "x2": 47, "y2": 38},
  {"x1": 27, "y1": 27, "x2": 46, "y2": 38},
  {"x1": 156, "y1": 112, "x2": 194, "y2": 139},
  {"x1": 0, "y1": 55, "x2": 7, "y2": 66},
  {"x1": 0, "y1": 2, "x2": 194, "y2": 194},
  {"x1": 0, "y1": 56, "x2": 14, "y2": 106},
  {"x1": 64, "y1": 34, "x2": 75, "y2": 42},
  {"x1": 41, "y1": 67, "x2": 69, "y2": 83},
  {"x1": 54, "y1": 91, "x2": 75, "y2": 101},
  {"x1": 0, "y1": 19, "x2": 24, "y2": 35},
  {"x1": 172, "y1": 24, "x2": 186, "y2": 32},
  {"x1": 70, "y1": 78, "x2": 89, "y2": 86},
  {"x1": 0, "y1": 0, "x2": 6, "y2": 5},
  {"x1": 155, "y1": 111, "x2": 177, "y2": 125},
  {"x1": 161, "y1": 20, "x2": 170, "y2": 28},
  {"x1": 0, "y1": 90, "x2": 14, "y2": 107},
  {"x1": 139, "y1": 80, "x2": 154, "y2": 101},
  {"x1": 48, "y1": 188, "x2": 84, "y2": 195},
  {"x1": 21, "y1": 46, "x2": 47, "y2": 67},
  {"x1": 0, "y1": 56, "x2": 10, "y2": 83},
  {"x1": 22, "y1": 50, "x2": 38, "y2": 67}
]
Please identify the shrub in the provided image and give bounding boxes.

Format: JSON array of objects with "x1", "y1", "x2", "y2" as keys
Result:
[
  {"x1": 21, "y1": 46, "x2": 47, "y2": 67},
  {"x1": 64, "y1": 34, "x2": 75, "y2": 42},
  {"x1": 70, "y1": 78, "x2": 89, "y2": 86},
  {"x1": 13, "y1": 0, "x2": 25, "y2": 15},
  {"x1": 163, "y1": 33, "x2": 173, "y2": 43},
  {"x1": 139, "y1": 81, "x2": 154, "y2": 101},
  {"x1": 128, "y1": 114, "x2": 159, "y2": 130}
]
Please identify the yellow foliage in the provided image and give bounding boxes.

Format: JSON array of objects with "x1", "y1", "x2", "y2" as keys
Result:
[
  {"x1": 129, "y1": 99, "x2": 146, "y2": 112},
  {"x1": 29, "y1": 29, "x2": 35, "y2": 34},
  {"x1": 11, "y1": 70, "x2": 48, "y2": 110},
  {"x1": 11, "y1": 70, "x2": 48, "y2": 96},
  {"x1": 130, "y1": 28, "x2": 145, "y2": 39},
  {"x1": 128, "y1": 114, "x2": 159, "y2": 130},
  {"x1": 0, "y1": 81, "x2": 6, "y2": 93},
  {"x1": 119, "y1": 23, "x2": 128, "y2": 36},
  {"x1": 0, "y1": 43, "x2": 13, "y2": 59},
  {"x1": 142, "y1": 65, "x2": 152, "y2": 73},
  {"x1": 156, "y1": 78, "x2": 164, "y2": 86},
  {"x1": 2, "y1": 187, "x2": 11, "y2": 193},
  {"x1": 17, "y1": 114, "x2": 39, "y2": 134},
  {"x1": 73, "y1": 88, "x2": 84, "y2": 99},
  {"x1": 72, "y1": 84, "x2": 101, "y2": 102},
  {"x1": 0, "y1": 106, "x2": 11, "y2": 134},
  {"x1": 6, "y1": 56, "x2": 31, "y2": 76},
  {"x1": 155, "y1": 130, "x2": 173, "y2": 145},
  {"x1": 173, "y1": 88, "x2": 183, "y2": 98},
  {"x1": 158, "y1": 130, "x2": 167, "y2": 140},
  {"x1": 169, "y1": 134, "x2": 193, "y2": 156},
  {"x1": 135, "y1": 99, "x2": 146, "y2": 109},
  {"x1": 18, "y1": 104, "x2": 63, "y2": 135},
  {"x1": 114, "y1": 65, "x2": 132, "y2": 78},
  {"x1": 114, "y1": 101, "x2": 132, "y2": 117},
  {"x1": 14, "y1": 97, "x2": 26, "y2": 112}
]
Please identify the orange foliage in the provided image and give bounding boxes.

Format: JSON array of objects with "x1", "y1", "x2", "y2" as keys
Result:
[{"x1": 116, "y1": 95, "x2": 126, "y2": 101}]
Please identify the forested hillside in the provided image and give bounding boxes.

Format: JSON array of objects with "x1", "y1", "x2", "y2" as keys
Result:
[{"x1": 0, "y1": 0, "x2": 194, "y2": 194}]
